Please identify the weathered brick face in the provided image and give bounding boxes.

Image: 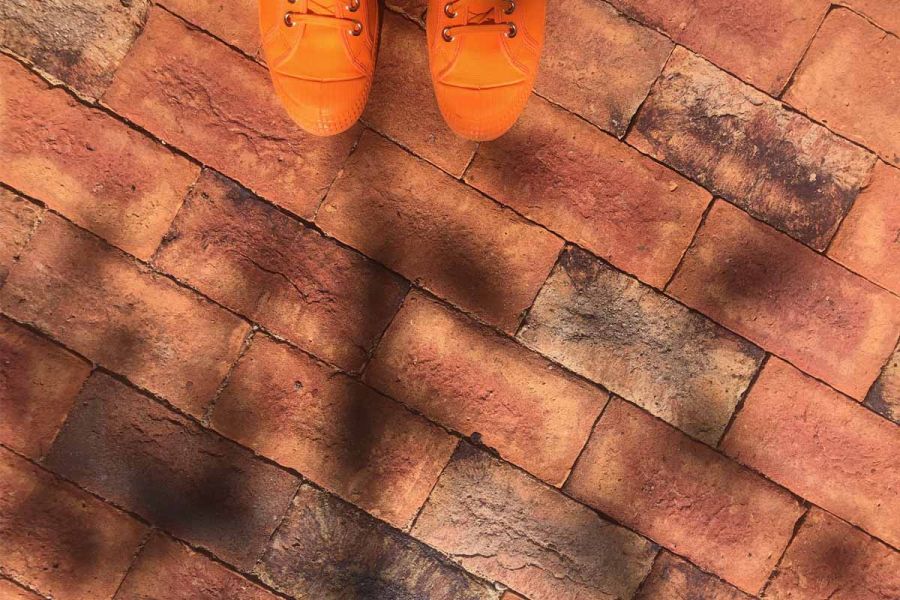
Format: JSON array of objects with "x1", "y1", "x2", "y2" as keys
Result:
[
  {"x1": 412, "y1": 443, "x2": 658, "y2": 600},
  {"x1": 157, "y1": 0, "x2": 259, "y2": 56},
  {"x1": 629, "y1": 47, "x2": 876, "y2": 250},
  {"x1": 519, "y1": 246, "x2": 763, "y2": 444},
  {"x1": 866, "y1": 344, "x2": 900, "y2": 424},
  {"x1": 0, "y1": 579, "x2": 43, "y2": 600},
  {"x1": 0, "y1": 191, "x2": 41, "y2": 286},
  {"x1": 635, "y1": 552, "x2": 752, "y2": 600}
]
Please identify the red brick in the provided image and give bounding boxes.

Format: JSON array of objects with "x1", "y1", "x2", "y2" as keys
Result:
[
  {"x1": 828, "y1": 162, "x2": 900, "y2": 295},
  {"x1": 535, "y1": 0, "x2": 672, "y2": 136},
  {"x1": 843, "y1": 0, "x2": 900, "y2": 35},
  {"x1": 0, "y1": 447, "x2": 146, "y2": 600},
  {"x1": 629, "y1": 48, "x2": 876, "y2": 250},
  {"x1": 0, "y1": 56, "x2": 199, "y2": 260},
  {"x1": 636, "y1": 552, "x2": 752, "y2": 600},
  {"x1": 785, "y1": 9, "x2": 900, "y2": 166},
  {"x1": 154, "y1": 170, "x2": 406, "y2": 372},
  {"x1": 385, "y1": 0, "x2": 426, "y2": 21},
  {"x1": 116, "y1": 533, "x2": 278, "y2": 600},
  {"x1": 0, "y1": 317, "x2": 90, "y2": 458},
  {"x1": 0, "y1": 191, "x2": 41, "y2": 285},
  {"x1": 0, "y1": 0, "x2": 150, "y2": 99},
  {"x1": 412, "y1": 443, "x2": 657, "y2": 600},
  {"x1": 669, "y1": 201, "x2": 900, "y2": 400},
  {"x1": 366, "y1": 292, "x2": 607, "y2": 485},
  {"x1": 466, "y1": 97, "x2": 710, "y2": 288},
  {"x1": 318, "y1": 132, "x2": 563, "y2": 332},
  {"x1": 566, "y1": 398, "x2": 804, "y2": 594},
  {"x1": 158, "y1": 0, "x2": 259, "y2": 56},
  {"x1": 606, "y1": 0, "x2": 829, "y2": 93},
  {"x1": 256, "y1": 484, "x2": 499, "y2": 599},
  {"x1": 764, "y1": 508, "x2": 900, "y2": 600},
  {"x1": 519, "y1": 247, "x2": 763, "y2": 445},
  {"x1": 43, "y1": 372, "x2": 299, "y2": 570},
  {"x1": 364, "y1": 12, "x2": 476, "y2": 177},
  {"x1": 0, "y1": 213, "x2": 249, "y2": 417},
  {"x1": 500, "y1": 592, "x2": 527, "y2": 600},
  {"x1": 213, "y1": 335, "x2": 456, "y2": 529},
  {"x1": 103, "y1": 9, "x2": 357, "y2": 220},
  {"x1": 866, "y1": 343, "x2": 900, "y2": 424},
  {"x1": 722, "y1": 358, "x2": 900, "y2": 548},
  {"x1": 0, "y1": 579, "x2": 43, "y2": 600}
]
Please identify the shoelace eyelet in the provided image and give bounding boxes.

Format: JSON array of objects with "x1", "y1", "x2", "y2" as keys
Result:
[
  {"x1": 349, "y1": 20, "x2": 363, "y2": 35},
  {"x1": 504, "y1": 0, "x2": 516, "y2": 14},
  {"x1": 444, "y1": 3, "x2": 458, "y2": 18},
  {"x1": 506, "y1": 22, "x2": 517, "y2": 37},
  {"x1": 442, "y1": 26, "x2": 454, "y2": 42},
  {"x1": 284, "y1": 12, "x2": 295, "y2": 26},
  {"x1": 347, "y1": 0, "x2": 360, "y2": 12}
]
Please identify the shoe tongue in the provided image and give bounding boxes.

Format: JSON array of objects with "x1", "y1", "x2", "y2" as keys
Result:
[
  {"x1": 465, "y1": 2, "x2": 501, "y2": 24},
  {"x1": 307, "y1": 0, "x2": 338, "y2": 17}
]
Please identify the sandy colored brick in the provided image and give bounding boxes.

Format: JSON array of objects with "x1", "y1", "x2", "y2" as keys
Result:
[
  {"x1": 519, "y1": 247, "x2": 763, "y2": 445},
  {"x1": 0, "y1": 579, "x2": 43, "y2": 600},
  {"x1": 669, "y1": 201, "x2": 900, "y2": 400},
  {"x1": 466, "y1": 97, "x2": 711, "y2": 288},
  {"x1": 765, "y1": 508, "x2": 900, "y2": 600},
  {"x1": 828, "y1": 161, "x2": 900, "y2": 295},
  {"x1": 866, "y1": 343, "x2": 900, "y2": 424},
  {"x1": 412, "y1": 443, "x2": 657, "y2": 600},
  {"x1": 606, "y1": 0, "x2": 828, "y2": 93},
  {"x1": 0, "y1": 318, "x2": 90, "y2": 458},
  {"x1": 367, "y1": 292, "x2": 607, "y2": 485},
  {"x1": 158, "y1": 0, "x2": 258, "y2": 56},
  {"x1": 566, "y1": 398, "x2": 804, "y2": 594},
  {"x1": 534, "y1": 0, "x2": 672, "y2": 136},
  {"x1": 256, "y1": 484, "x2": 499, "y2": 600},
  {"x1": 213, "y1": 335, "x2": 456, "y2": 529},
  {"x1": 0, "y1": 56, "x2": 199, "y2": 260},
  {"x1": 104, "y1": 9, "x2": 357, "y2": 220},
  {"x1": 785, "y1": 9, "x2": 900, "y2": 166},
  {"x1": 636, "y1": 552, "x2": 752, "y2": 600},
  {"x1": 0, "y1": 213, "x2": 249, "y2": 416},
  {"x1": 43, "y1": 372, "x2": 299, "y2": 570},
  {"x1": 115, "y1": 533, "x2": 278, "y2": 600},
  {"x1": 0, "y1": 191, "x2": 41, "y2": 286},
  {"x1": 0, "y1": 0, "x2": 149, "y2": 99},
  {"x1": 722, "y1": 358, "x2": 900, "y2": 549},
  {"x1": 843, "y1": 0, "x2": 900, "y2": 35},
  {"x1": 629, "y1": 48, "x2": 876, "y2": 249},
  {"x1": 0, "y1": 447, "x2": 146, "y2": 600},
  {"x1": 154, "y1": 170, "x2": 407, "y2": 372},
  {"x1": 319, "y1": 132, "x2": 563, "y2": 332},
  {"x1": 364, "y1": 12, "x2": 476, "y2": 176}
]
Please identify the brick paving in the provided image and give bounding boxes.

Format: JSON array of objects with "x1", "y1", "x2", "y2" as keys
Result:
[{"x1": 0, "y1": 1, "x2": 898, "y2": 599}]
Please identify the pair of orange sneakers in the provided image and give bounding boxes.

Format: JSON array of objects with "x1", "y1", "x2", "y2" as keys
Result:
[{"x1": 260, "y1": 0, "x2": 545, "y2": 141}]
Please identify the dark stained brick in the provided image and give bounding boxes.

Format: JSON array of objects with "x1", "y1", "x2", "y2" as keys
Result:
[
  {"x1": 628, "y1": 47, "x2": 876, "y2": 250},
  {"x1": 519, "y1": 246, "x2": 763, "y2": 444},
  {"x1": 43, "y1": 372, "x2": 299, "y2": 570},
  {"x1": 256, "y1": 484, "x2": 500, "y2": 600},
  {"x1": 635, "y1": 552, "x2": 752, "y2": 600},
  {"x1": 865, "y1": 343, "x2": 900, "y2": 424}
]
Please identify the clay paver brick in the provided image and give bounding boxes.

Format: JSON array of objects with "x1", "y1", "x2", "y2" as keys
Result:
[
  {"x1": 318, "y1": 131, "x2": 563, "y2": 332},
  {"x1": 785, "y1": 9, "x2": 900, "y2": 167},
  {"x1": 606, "y1": 0, "x2": 829, "y2": 94},
  {"x1": 535, "y1": 0, "x2": 672, "y2": 136},
  {"x1": 500, "y1": 592, "x2": 527, "y2": 600},
  {"x1": 115, "y1": 532, "x2": 279, "y2": 600},
  {"x1": 43, "y1": 372, "x2": 299, "y2": 570},
  {"x1": 213, "y1": 334, "x2": 457, "y2": 529},
  {"x1": 0, "y1": 213, "x2": 249, "y2": 417},
  {"x1": 103, "y1": 8, "x2": 357, "y2": 220},
  {"x1": 256, "y1": 484, "x2": 500, "y2": 600},
  {"x1": 0, "y1": 191, "x2": 41, "y2": 286},
  {"x1": 0, "y1": 55, "x2": 199, "y2": 261},
  {"x1": 0, "y1": 447, "x2": 146, "y2": 600},
  {"x1": 566, "y1": 398, "x2": 804, "y2": 594},
  {"x1": 629, "y1": 47, "x2": 876, "y2": 250},
  {"x1": 866, "y1": 343, "x2": 900, "y2": 424},
  {"x1": 844, "y1": 0, "x2": 900, "y2": 35},
  {"x1": 158, "y1": 0, "x2": 259, "y2": 57},
  {"x1": 412, "y1": 443, "x2": 658, "y2": 600},
  {"x1": 669, "y1": 201, "x2": 900, "y2": 400},
  {"x1": 519, "y1": 247, "x2": 763, "y2": 445},
  {"x1": 0, "y1": 579, "x2": 43, "y2": 600},
  {"x1": 366, "y1": 292, "x2": 607, "y2": 485},
  {"x1": 828, "y1": 161, "x2": 900, "y2": 295},
  {"x1": 154, "y1": 170, "x2": 407, "y2": 373},
  {"x1": 0, "y1": 318, "x2": 90, "y2": 459},
  {"x1": 764, "y1": 508, "x2": 900, "y2": 600},
  {"x1": 364, "y1": 12, "x2": 476, "y2": 177},
  {"x1": 466, "y1": 96, "x2": 711, "y2": 288},
  {"x1": 385, "y1": 0, "x2": 426, "y2": 21},
  {"x1": 0, "y1": 0, "x2": 150, "y2": 99},
  {"x1": 635, "y1": 552, "x2": 752, "y2": 600},
  {"x1": 722, "y1": 358, "x2": 900, "y2": 549}
]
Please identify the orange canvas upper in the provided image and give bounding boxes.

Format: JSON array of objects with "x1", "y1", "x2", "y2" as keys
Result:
[
  {"x1": 427, "y1": 0, "x2": 545, "y2": 141},
  {"x1": 260, "y1": 0, "x2": 379, "y2": 136}
]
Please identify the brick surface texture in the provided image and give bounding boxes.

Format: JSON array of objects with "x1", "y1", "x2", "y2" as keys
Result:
[{"x1": 3, "y1": 2, "x2": 899, "y2": 599}]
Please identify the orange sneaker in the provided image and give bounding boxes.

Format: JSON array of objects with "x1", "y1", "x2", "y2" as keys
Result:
[
  {"x1": 260, "y1": 0, "x2": 379, "y2": 136},
  {"x1": 427, "y1": 0, "x2": 545, "y2": 141}
]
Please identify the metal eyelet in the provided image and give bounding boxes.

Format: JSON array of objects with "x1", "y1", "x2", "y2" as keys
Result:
[
  {"x1": 284, "y1": 12, "x2": 295, "y2": 26},
  {"x1": 444, "y1": 2, "x2": 457, "y2": 18},
  {"x1": 506, "y1": 22, "x2": 517, "y2": 37},
  {"x1": 442, "y1": 26, "x2": 454, "y2": 42},
  {"x1": 504, "y1": 0, "x2": 516, "y2": 14},
  {"x1": 347, "y1": 0, "x2": 360, "y2": 12},
  {"x1": 350, "y1": 20, "x2": 363, "y2": 35}
]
